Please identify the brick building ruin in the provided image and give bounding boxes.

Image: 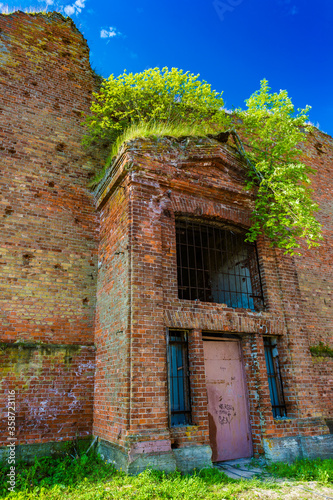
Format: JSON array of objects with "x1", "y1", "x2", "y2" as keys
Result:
[{"x1": 0, "y1": 12, "x2": 332, "y2": 473}]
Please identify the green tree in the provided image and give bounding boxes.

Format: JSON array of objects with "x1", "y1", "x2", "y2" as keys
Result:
[
  {"x1": 237, "y1": 79, "x2": 322, "y2": 254},
  {"x1": 84, "y1": 71, "x2": 322, "y2": 255},
  {"x1": 84, "y1": 67, "x2": 228, "y2": 147}
]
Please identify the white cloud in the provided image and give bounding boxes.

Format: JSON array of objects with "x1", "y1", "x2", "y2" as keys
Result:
[
  {"x1": 64, "y1": 4, "x2": 75, "y2": 15},
  {"x1": 100, "y1": 26, "x2": 120, "y2": 39},
  {"x1": 64, "y1": 0, "x2": 86, "y2": 17}
]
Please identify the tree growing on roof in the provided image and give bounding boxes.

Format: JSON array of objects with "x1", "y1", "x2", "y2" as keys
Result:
[{"x1": 84, "y1": 70, "x2": 322, "y2": 255}]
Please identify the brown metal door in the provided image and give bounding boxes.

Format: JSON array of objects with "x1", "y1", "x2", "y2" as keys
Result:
[{"x1": 203, "y1": 339, "x2": 252, "y2": 462}]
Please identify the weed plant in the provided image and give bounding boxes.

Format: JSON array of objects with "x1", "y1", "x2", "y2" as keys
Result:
[
  {"x1": 4, "y1": 454, "x2": 333, "y2": 499},
  {"x1": 266, "y1": 457, "x2": 333, "y2": 484},
  {"x1": 309, "y1": 342, "x2": 333, "y2": 358},
  {"x1": 0, "y1": 453, "x2": 279, "y2": 499},
  {"x1": 90, "y1": 120, "x2": 215, "y2": 187}
]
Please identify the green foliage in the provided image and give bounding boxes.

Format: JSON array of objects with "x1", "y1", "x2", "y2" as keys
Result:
[
  {"x1": 4, "y1": 455, "x2": 333, "y2": 499},
  {"x1": 238, "y1": 79, "x2": 323, "y2": 254},
  {"x1": 91, "y1": 121, "x2": 216, "y2": 186},
  {"x1": 0, "y1": 454, "x2": 113, "y2": 495},
  {"x1": 266, "y1": 458, "x2": 333, "y2": 484},
  {"x1": 0, "y1": 454, "x2": 277, "y2": 499},
  {"x1": 83, "y1": 67, "x2": 229, "y2": 149},
  {"x1": 309, "y1": 341, "x2": 333, "y2": 358},
  {"x1": 84, "y1": 72, "x2": 323, "y2": 255}
]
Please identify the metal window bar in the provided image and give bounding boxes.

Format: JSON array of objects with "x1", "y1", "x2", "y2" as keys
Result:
[
  {"x1": 175, "y1": 219, "x2": 264, "y2": 311},
  {"x1": 167, "y1": 330, "x2": 192, "y2": 426},
  {"x1": 264, "y1": 337, "x2": 287, "y2": 418}
]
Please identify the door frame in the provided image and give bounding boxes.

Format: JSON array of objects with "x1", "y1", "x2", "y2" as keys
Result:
[{"x1": 202, "y1": 332, "x2": 253, "y2": 461}]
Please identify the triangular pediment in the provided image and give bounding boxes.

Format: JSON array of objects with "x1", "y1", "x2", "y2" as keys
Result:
[
  {"x1": 176, "y1": 148, "x2": 248, "y2": 192},
  {"x1": 95, "y1": 137, "x2": 251, "y2": 208}
]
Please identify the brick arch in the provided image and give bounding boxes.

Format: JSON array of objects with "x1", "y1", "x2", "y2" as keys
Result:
[{"x1": 170, "y1": 193, "x2": 252, "y2": 229}]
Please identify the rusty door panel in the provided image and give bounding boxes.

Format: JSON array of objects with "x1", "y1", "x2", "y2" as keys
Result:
[{"x1": 203, "y1": 340, "x2": 252, "y2": 462}]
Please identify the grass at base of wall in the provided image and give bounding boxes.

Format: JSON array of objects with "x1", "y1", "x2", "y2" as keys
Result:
[
  {"x1": 0, "y1": 454, "x2": 332, "y2": 499},
  {"x1": 265, "y1": 457, "x2": 333, "y2": 483}
]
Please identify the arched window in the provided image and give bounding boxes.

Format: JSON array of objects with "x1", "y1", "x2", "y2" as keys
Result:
[{"x1": 175, "y1": 218, "x2": 264, "y2": 311}]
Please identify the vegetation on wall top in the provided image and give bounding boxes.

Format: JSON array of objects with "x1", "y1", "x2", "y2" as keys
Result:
[
  {"x1": 84, "y1": 67, "x2": 228, "y2": 148},
  {"x1": 83, "y1": 68, "x2": 323, "y2": 255}
]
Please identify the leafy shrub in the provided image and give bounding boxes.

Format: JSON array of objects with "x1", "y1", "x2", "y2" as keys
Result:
[
  {"x1": 83, "y1": 67, "x2": 228, "y2": 149},
  {"x1": 84, "y1": 70, "x2": 322, "y2": 255},
  {"x1": 238, "y1": 79, "x2": 322, "y2": 254}
]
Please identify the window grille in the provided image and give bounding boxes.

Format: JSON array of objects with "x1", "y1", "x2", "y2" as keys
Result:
[
  {"x1": 264, "y1": 337, "x2": 287, "y2": 418},
  {"x1": 175, "y1": 219, "x2": 264, "y2": 311},
  {"x1": 167, "y1": 330, "x2": 192, "y2": 426}
]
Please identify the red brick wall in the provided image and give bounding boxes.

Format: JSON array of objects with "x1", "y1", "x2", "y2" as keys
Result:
[
  {"x1": 93, "y1": 175, "x2": 131, "y2": 447},
  {"x1": 0, "y1": 344, "x2": 95, "y2": 446},
  {"x1": 0, "y1": 12, "x2": 98, "y2": 446},
  {"x1": 296, "y1": 131, "x2": 333, "y2": 342},
  {"x1": 0, "y1": 12, "x2": 98, "y2": 345},
  {"x1": 1, "y1": 11, "x2": 332, "y2": 457},
  {"x1": 123, "y1": 177, "x2": 171, "y2": 448},
  {"x1": 312, "y1": 358, "x2": 333, "y2": 419},
  {"x1": 295, "y1": 131, "x2": 333, "y2": 420},
  {"x1": 96, "y1": 136, "x2": 331, "y2": 457}
]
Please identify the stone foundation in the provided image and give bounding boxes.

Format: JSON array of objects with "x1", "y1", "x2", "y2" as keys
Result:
[
  {"x1": 0, "y1": 438, "x2": 92, "y2": 464},
  {"x1": 263, "y1": 434, "x2": 333, "y2": 462},
  {"x1": 97, "y1": 439, "x2": 212, "y2": 474}
]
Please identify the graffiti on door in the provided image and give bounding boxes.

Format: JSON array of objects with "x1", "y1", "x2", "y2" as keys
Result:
[
  {"x1": 217, "y1": 401, "x2": 236, "y2": 425},
  {"x1": 204, "y1": 339, "x2": 253, "y2": 462}
]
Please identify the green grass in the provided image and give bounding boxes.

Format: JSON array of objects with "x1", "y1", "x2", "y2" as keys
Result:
[
  {"x1": 0, "y1": 454, "x2": 274, "y2": 500},
  {"x1": 1, "y1": 455, "x2": 332, "y2": 499},
  {"x1": 266, "y1": 457, "x2": 333, "y2": 484},
  {"x1": 89, "y1": 120, "x2": 217, "y2": 188}
]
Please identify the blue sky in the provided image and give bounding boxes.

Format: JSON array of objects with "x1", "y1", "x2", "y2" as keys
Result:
[{"x1": 2, "y1": 0, "x2": 333, "y2": 135}]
